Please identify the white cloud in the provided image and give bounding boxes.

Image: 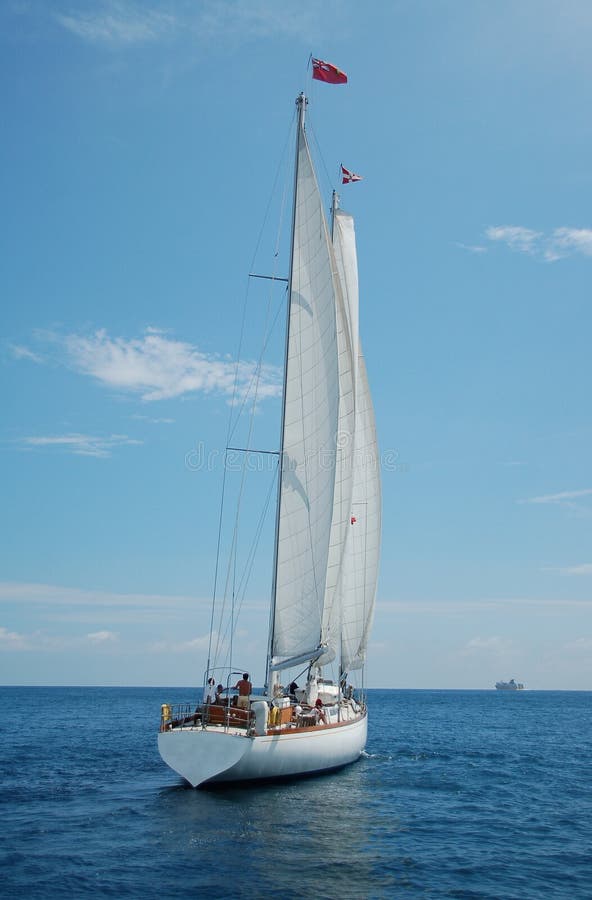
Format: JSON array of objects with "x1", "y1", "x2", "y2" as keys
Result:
[
  {"x1": 546, "y1": 227, "x2": 592, "y2": 261},
  {"x1": 86, "y1": 630, "x2": 119, "y2": 643},
  {"x1": 485, "y1": 225, "x2": 542, "y2": 254},
  {"x1": 0, "y1": 581, "x2": 206, "y2": 612},
  {"x1": 10, "y1": 344, "x2": 44, "y2": 363},
  {"x1": 485, "y1": 224, "x2": 592, "y2": 261},
  {"x1": 377, "y1": 597, "x2": 592, "y2": 614},
  {"x1": 519, "y1": 488, "x2": 592, "y2": 509},
  {"x1": 131, "y1": 414, "x2": 175, "y2": 424},
  {"x1": 463, "y1": 635, "x2": 513, "y2": 655},
  {"x1": 149, "y1": 632, "x2": 214, "y2": 654},
  {"x1": 553, "y1": 563, "x2": 592, "y2": 576},
  {"x1": 0, "y1": 626, "x2": 30, "y2": 651},
  {"x1": 23, "y1": 328, "x2": 281, "y2": 403},
  {"x1": 52, "y1": 0, "x2": 323, "y2": 47},
  {"x1": 562, "y1": 637, "x2": 592, "y2": 655},
  {"x1": 455, "y1": 242, "x2": 487, "y2": 254},
  {"x1": 55, "y1": 2, "x2": 176, "y2": 46},
  {"x1": 195, "y1": 1, "x2": 319, "y2": 42},
  {"x1": 19, "y1": 432, "x2": 142, "y2": 458}
]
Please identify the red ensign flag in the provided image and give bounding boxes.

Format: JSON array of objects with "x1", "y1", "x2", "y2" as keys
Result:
[
  {"x1": 341, "y1": 165, "x2": 362, "y2": 184},
  {"x1": 312, "y1": 58, "x2": 348, "y2": 85}
]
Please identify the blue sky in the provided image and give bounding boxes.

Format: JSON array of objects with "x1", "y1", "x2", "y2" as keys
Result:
[{"x1": 1, "y1": 0, "x2": 591, "y2": 689}]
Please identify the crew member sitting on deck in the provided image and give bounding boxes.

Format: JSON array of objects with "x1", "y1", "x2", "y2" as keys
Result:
[
  {"x1": 215, "y1": 684, "x2": 225, "y2": 704},
  {"x1": 234, "y1": 673, "x2": 252, "y2": 710},
  {"x1": 314, "y1": 697, "x2": 327, "y2": 725},
  {"x1": 203, "y1": 677, "x2": 216, "y2": 705}
]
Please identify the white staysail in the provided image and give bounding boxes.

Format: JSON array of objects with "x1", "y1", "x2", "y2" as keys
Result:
[
  {"x1": 340, "y1": 348, "x2": 381, "y2": 671},
  {"x1": 271, "y1": 120, "x2": 342, "y2": 665},
  {"x1": 319, "y1": 221, "x2": 356, "y2": 665},
  {"x1": 331, "y1": 209, "x2": 381, "y2": 674}
]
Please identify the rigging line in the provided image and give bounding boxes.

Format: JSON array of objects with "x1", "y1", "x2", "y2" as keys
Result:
[
  {"x1": 227, "y1": 141, "x2": 292, "y2": 445},
  {"x1": 227, "y1": 111, "x2": 295, "y2": 443},
  {"x1": 211, "y1": 117, "x2": 296, "y2": 668},
  {"x1": 226, "y1": 447, "x2": 279, "y2": 455},
  {"x1": 226, "y1": 290, "x2": 284, "y2": 446},
  {"x1": 307, "y1": 122, "x2": 338, "y2": 209},
  {"x1": 217, "y1": 463, "x2": 278, "y2": 657},
  {"x1": 234, "y1": 465, "x2": 277, "y2": 606},
  {"x1": 206, "y1": 447, "x2": 229, "y2": 675},
  {"x1": 215, "y1": 259, "x2": 281, "y2": 664}
]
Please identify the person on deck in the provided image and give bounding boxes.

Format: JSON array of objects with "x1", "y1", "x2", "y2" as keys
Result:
[
  {"x1": 234, "y1": 673, "x2": 252, "y2": 710},
  {"x1": 203, "y1": 677, "x2": 216, "y2": 705},
  {"x1": 215, "y1": 684, "x2": 225, "y2": 704},
  {"x1": 314, "y1": 697, "x2": 327, "y2": 725}
]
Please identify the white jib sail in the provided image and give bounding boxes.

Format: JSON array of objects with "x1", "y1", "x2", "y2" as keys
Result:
[
  {"x1": 319, "y1": 210, "x2": 357, "y2": 664},
  {"x1": 341, "y1": 348, "x2": 381, "y2": 671},
  {"x1": 332, "y1": 209, "x2": 381, "y2": 673},
  {"x1": 272, "y1": 122, "x2": 341, "y2": 664}
]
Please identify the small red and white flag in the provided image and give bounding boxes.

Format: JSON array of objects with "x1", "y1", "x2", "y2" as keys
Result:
[
  {"x1": 351, "y1": 516, "x2": 357, "y2": 525},
  {"x1": 341, "y1": 164, "x2": 362, "y2": 184},
  {"x1": 312, "y1": 58, "x2": 348, "y2": 85}
]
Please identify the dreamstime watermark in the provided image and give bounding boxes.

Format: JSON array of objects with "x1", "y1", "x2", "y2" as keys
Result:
[{"x1": 185, "y1": 439, "x2": 408, "y2": 474}]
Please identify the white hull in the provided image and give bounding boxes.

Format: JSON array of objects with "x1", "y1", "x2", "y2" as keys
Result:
[{"x1": 158, "y1": 712, "x2": 367, "y2": 787}]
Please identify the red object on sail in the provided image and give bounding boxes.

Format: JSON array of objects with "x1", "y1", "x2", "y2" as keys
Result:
[
  {"x1": 312, "y1": 58, "x2": 348, "y2": 85},
  {"x1": 351, "y1": 516, "x2": 357, "y2": 524},
  {"x1": 341, "y1": 165, "x2": 362, "y2": 184}
]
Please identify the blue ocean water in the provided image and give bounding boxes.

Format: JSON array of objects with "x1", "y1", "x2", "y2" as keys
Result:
[{"x1": 1, "y1": 688, "x2": 590, "y2": 898}]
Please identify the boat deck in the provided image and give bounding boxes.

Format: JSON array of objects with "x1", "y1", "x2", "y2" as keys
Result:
[{"x1": 161, "y1": 700, "x2": 364, "y2": 738}]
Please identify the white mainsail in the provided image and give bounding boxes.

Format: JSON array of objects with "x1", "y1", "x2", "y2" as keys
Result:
[
  {"x1": 332, "y1": 209, "x2": 381, "y2": 674},
  {"x1": 271, "y1": 118, "x2": 343, "y2": 666}
]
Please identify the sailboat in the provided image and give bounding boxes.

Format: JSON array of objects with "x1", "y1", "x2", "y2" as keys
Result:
[{"x1": 158, "y1": 91, "x2": 381, "y2": 787}]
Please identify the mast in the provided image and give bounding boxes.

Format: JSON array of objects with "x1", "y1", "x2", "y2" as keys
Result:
[
  {"x1": 331, "y1": 189, "x2": 338, "y2": 239},
  {"x1": 265, "y1": 92, "x2": 307, "y2": 694},
  {"x1": 330, "y1": 187, "x2": 342, "y2": 692}
]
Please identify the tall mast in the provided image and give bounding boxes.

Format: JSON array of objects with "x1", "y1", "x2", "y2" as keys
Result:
[
  {"x1": 265, "y1": 92, "x2": 307, "y2": 694},
  {"x1": 331, "y1": 189, "x2": 339, "y2": 239}
]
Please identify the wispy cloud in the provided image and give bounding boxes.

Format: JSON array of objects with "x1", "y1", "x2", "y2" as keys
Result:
[
  {"x1": 377, "y1": 597, "x2": 592, "y2": 614},
  {"x1": 519, "y1": 488, "x2": 592, "y2": 511},
  {"x1": 86, "y1": 630, "x2": 119, "y2": 643},
  {"x1": 52, "y1": 0, "x2": 323, "y2": 48},
  {"x1": 55, "y1": 2, "x2": 176, "y2": 46},
  {"x1": 10, "y1": 344, "x2": 44, "y2": 363},
  {"x1": 0, "y1": 626, "x2": 30, "y2": 651},
  {"x1": 0, "y1": 581, "x2": 206, "y2": 612},
  {"x1": 148, "y1": 632, "x2": 214, "y2": 654},
  {"x1": 19, "y1": 432, "x2": 142, "y2": 458},
  {"x1": 131, "y1": 414, "x2": 175, "y2": 425},
  {"x1": 550, "y1": 563, "x2": 592, "y2": 577},
  {"x1": 562, "y1": 637, "x2": 592, "y2": 655},
  {"x1": 455, "y1": 242, "x2": 487, "y2": 254},
  {"x1": 463, "y1": 635, "x2": 513, "y2": 655},
  {"x1": 485, "y1": 225, "x2": 542, "y2": 255},
  {"x1": 485, "y1": 224, "x2": 592, "y2": 261},
  {"x1": 19, "y1": 328, "x2": 281, "y2": 404}
]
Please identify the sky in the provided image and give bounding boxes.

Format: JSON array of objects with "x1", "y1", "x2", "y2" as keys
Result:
[{"x1": 1, "y1": 0, "x2": 591, "y2": 689}]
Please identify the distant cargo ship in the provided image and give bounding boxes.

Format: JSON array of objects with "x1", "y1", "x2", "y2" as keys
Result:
[{"x1": 495, "y1": 679, "x2": 524, "y2": 691}]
